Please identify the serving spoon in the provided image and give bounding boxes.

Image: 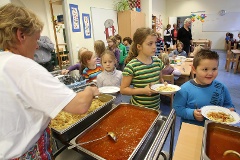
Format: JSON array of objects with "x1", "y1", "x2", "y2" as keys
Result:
[
  {"x1": 223, "y1": 150, "x2": 240, "y2": 158},
  {"x1": 68, "y1": 132, "x2": 117, "y2": 149}
]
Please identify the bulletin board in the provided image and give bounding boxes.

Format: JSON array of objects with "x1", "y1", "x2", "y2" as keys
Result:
[
  {"x1": 90, "y1": 7, "x2": 118, "y2": 45},
  {"x1": 202, "y1": 12, "x2": 240, "y2": 32}
]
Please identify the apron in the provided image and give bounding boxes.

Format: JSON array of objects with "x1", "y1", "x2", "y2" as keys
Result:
[{"x1": 11, "y1": 127, "x2": 53, "y2": 160}]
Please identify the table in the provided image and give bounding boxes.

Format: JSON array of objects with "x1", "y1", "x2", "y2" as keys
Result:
[
  {"x1": 231, "y1": 49, "x2": 240, "y2": 73},
  {"x1": 173, "y1": 61, "x2": 193, "y2": 85},
  {"x1": 192, "y1": 39, "x2": 209, "y2": 48},
  {"x1": 173, "y1": 123, "x2": 204, "y2": 160}
]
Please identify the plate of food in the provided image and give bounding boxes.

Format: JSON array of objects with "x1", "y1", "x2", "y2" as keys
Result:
[
  {"x1": 201, "y1": 105, "x2": 240, "y2": 124},
  {"x1": 185, "y1": 58, "x2": 194, "y2": 62},
  {"x1": 99, "y1": 86, "x2": 120, "y2": 94},
  {"x1": 150, "y1": 84, "x2": 181, "y2": 95}
]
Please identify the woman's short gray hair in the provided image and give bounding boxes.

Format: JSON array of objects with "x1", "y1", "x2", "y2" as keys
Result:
[{"x1": 184, "y1": 18, "x2": 191, "y2": 24}]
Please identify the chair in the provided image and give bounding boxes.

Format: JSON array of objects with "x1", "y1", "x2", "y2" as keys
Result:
[
  {"x1": 225, "y1": 50, "x2": 237, "y2": 72},
  {"x1": 162, "y1": 74, "x2": 175, "y2": 108}
]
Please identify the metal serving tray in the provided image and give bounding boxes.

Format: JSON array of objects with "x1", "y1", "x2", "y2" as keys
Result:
[
  {"x1": 51, "y1": 95, "x2": 115, "y2": 142},
  {"x1": 201, "y1": 120, "x2": 240, "y2": 160},
  {"x1": 69, "y1": 103, "x2": 161, "y2": 160}
]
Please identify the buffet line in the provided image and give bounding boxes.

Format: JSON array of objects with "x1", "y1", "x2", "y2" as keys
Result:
[{"x1": 50, "y1": 71, "x2": 176, "y2": 160}]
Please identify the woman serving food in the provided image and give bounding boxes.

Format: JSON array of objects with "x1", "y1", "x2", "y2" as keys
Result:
[{"x1": 0, "y1": 4, "x2": 99, "y2": 159}]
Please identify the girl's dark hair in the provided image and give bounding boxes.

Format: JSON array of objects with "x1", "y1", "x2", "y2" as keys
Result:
[
  {"x1": 80, "y1": 51, "x2": 93, "y2": 74},
  {"x1": 125, "y1": 27, "x2": 156, "y2": 64},
  {"x1": 123, "y1": 37, "x2": 132, "y2": 45},
  {"x1": 114, "y1": 34, "x2": 122, "y2": 43},
  {"x1": 193, "y1": 49, "x2": 219, "y2": 69}
]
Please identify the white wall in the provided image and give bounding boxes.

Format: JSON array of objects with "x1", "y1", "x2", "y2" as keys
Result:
[
  {"x1": 152, "y1": 0, "x2": 166, "y2": 35},
  {"x1": 166, "y1": 0, "x2": 240, "y2": 49},
  {"x1": 0, "y1": 0, "x2": 10, "y2": 6}
]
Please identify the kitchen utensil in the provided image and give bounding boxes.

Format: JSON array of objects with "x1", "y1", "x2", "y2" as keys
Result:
[
  {"x1": 68, "y1": 132, "x2": 117, "y2": 149},
  {"x1": 96, "y1": 94, "x2": 113, "y2": 102},
  {"x1": 223, "y1": 150, "x2": 240, "y2": 157}
]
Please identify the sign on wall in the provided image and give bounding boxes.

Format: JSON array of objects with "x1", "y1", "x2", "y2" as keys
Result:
[
  {"x1": 82, "y1": 13, "x2": 91, "y2": 39},
  {"x1": 69, "y1": 4, "x2": 81, "y2": 32}
]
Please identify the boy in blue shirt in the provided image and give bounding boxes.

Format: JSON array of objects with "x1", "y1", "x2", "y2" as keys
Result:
[{"x1": 173, "y1": 49, "x2": 235, "y2": 126}]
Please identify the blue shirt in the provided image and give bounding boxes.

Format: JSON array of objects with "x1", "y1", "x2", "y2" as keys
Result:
[{"x1": 173, "y1": 79, "x2": 234, "y2": 126}]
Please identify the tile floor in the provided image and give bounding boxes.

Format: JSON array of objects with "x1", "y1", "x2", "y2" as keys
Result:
[{"x1": 55, "y1": 49, "x2": 240, "y2": 160}]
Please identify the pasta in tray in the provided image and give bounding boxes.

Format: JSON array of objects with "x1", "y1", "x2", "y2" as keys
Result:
[
  {"x1": 50, "y1": 99, "x2": 105, "y2": 130},
  {"x1": 207, "y1": 111, "x2": 235, "y2": 123},
  {"x1": 156, "y1": 85, "x2": 175, "y2": 92}
]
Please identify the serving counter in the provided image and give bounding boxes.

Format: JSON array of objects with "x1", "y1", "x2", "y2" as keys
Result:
[
  {"x1": 52, "y1": 105, "x2": 177, "y2": 160},
  {"x1": 173, "y1": 123, "x2": 204, "y2": 160}
]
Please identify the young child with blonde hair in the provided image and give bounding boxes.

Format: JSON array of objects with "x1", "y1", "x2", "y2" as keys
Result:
[
  {"x1": 106, "y1": 36, "x2": 120, "y2": 69},
  {"x1": 94, "y1": 40, "x2": 106, "y2": 64},
  {"x1": 121, "y1": 27, "x2": 165, "y2": 109},
  {"x1": 159, "y1": 52, "x2": 181, "y2": 80},
  {"x1": 97, "y1": 50, "x2": 122, "y2": 104}
]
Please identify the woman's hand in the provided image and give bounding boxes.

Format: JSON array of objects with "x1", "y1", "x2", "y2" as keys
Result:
[
  {"x1": 194, "y1": 109, "x2": 204, "y2": 121},
  {"x1": 229, "y1": 107, "x2": 235, "y2": 111},
  {"x1": 61, "y1": 69, "x2": 69, "y2": 75}
]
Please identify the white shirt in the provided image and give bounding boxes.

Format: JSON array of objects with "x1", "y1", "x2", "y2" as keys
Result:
[{"x1": 0, "y1": 52, "x2": 76, "y2": 159}]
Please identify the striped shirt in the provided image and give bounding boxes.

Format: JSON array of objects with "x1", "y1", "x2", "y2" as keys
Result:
[
  {"x1": 123, "y1": 57, "x2": 164, "y2": 109},
  {"x1": 82, "y1": 64, "x2": 102, "y2": 83}
]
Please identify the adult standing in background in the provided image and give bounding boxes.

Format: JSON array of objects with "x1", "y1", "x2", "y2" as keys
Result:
[
  {"x1": 0, "y1": 3, "x2": 99, "y2": 159},
  {"x1": 34, "y1": 36, "x2": 54, "y2": 72},
  {"x1": 171, "y1": 23, "x2": 178, "y2": 45},
  {"x1": 163, "y1": 24, "x2": 172, "y2": 49},
  {"x1": 177, "y1": 18, "x2": 193, "y2": 55}
]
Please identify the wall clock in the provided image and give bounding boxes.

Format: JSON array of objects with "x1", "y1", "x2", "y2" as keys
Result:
[{"x1": 219, "y1": 10, "x2": 226, "y2": 16}]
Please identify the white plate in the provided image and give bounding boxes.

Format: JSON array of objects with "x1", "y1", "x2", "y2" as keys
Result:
[
  {"x1": 201, "y1": 105, "x2": 240, "y2": 124},
  {"x1": 150, "y1": 84, "x2": 181, "y2": 95},
  {"x1": 99, "y1": 86, "x2": 120, "y2": 94}
]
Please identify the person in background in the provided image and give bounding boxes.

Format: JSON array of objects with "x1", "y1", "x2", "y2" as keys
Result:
[
  {"x1": 34, "y1": 36, "x2": 54, "y2": 72},
  {"x1": 237, "y1": 33, "x2": 240, "y2": 49},
  {"x1": 97, "y1": 50, "x2": 122, "y2": 105},
  {"x1": 171, "y1": 23, "x2": 178, "y2": 45},
  {"x1": 173, "y1": 49, "x2": 235, "y2": 126},
  {"x1": 177, "y1": 18, "x2": 193, "y2": 55},
  {"x1": 123, "y1": 36, "x2": 132, "y2": 53},
  {"x1": 80, "y1": 50, "x2": 102, "y2": 83},
  {"x1": 155, "y1": 32, "x2": 164, "y2": 56},
  {"x1": 115, "y1": 34, "x2": 127, "y2": 71},
  {"x1": 106, "y1": 36, "x2": 120, "y2": 69},
  {"x1": 94, "y1": 40, "x2": 106, "y2": 64},
  {"x1": 61, "y1": 47, "x2": 88, "y2": 75},
  {"x1": 163, "y1": 24, "x2": 172, "y2": 49},
  {"x1": 0, "y1": 3, "x2": 99, "y2": 159},
  {"x1": 159, "y1": 52, "x2": 181, "y2": 80},
  {"x1": 121, "y1": 27, "x2": 165, "y2": 110},
  {"x1": 169, "y1": 42, "x2": 187, "y2": 57}
]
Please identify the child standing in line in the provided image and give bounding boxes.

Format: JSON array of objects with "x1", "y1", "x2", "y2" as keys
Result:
[
  {"x1": 94, "y1": 40, "x2": 106, "y2": 65},
  {"x1": 123, "y1": 37, "x2": 132, "y2": 53},
  {"x1": 159, "y1": 53, "x2": 181, "y2": 80},
  {"x1": 173, "y1": 49, "x2": 235, "y2": 126},
  {"x1": 61, "y1": 47, "x2": 88, "y2": 75},
  {"x1": 155, "y1": 32, "x2": 164, "y2": 56},
  {"x1": 97, "y1": 50, "x2": 122, "y2": 105},
  {"x1": 121, "y1": 27, "x2": 165, "y2": 110},
  {"x1": 115, "y1": 34, "x2": 127, "y2": 71},
  {"x1": 80, "y1": 51, "x2": 102, "y2": 83},
  {"x1": 106, "y1": 36, "x2": 120, "y2": 69},
  {"x1": 169, "y1": 42, "x2": 187, "y2": 57}
]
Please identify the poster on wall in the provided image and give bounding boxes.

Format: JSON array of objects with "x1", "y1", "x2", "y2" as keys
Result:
[
  {"x1": 90, "y1": 7, "x2": 118, "y2": 45},
  {"x1": 82, "y1": 13, "x2": 91, "y2": 39},
  {"x1": 69, "y1": 4, "x2": 81, "y2": 32}
]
